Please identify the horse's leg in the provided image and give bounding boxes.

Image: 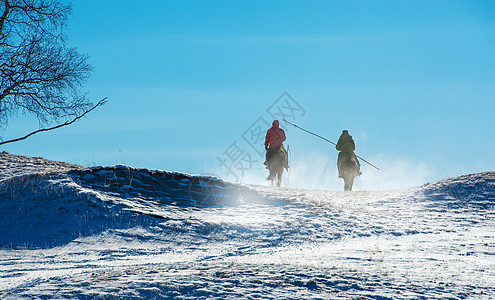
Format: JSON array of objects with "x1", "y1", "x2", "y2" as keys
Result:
[
  {"x1": 344, "y1": 176, "x2": 354, "y2": 191},
  {"x1": 343, "y1": 175, "x2": 350, "y2": 191},
  {"x1": 268, "y1": 166, "x2": 274, "y2": 185}
]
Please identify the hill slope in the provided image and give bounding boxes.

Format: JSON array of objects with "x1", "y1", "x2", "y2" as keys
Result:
[{"x1": 0, "y1": 153, "x2": 494, "y2": 299}]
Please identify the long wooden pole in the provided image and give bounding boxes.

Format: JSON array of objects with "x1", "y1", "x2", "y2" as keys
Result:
[{"x1": 283, "y1": 119, "x2": 381, "y2": 171}]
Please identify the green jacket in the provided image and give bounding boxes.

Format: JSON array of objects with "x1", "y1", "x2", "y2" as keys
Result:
[{"x1": 336, "y1": 132, "x2": 355, "y2": 153}]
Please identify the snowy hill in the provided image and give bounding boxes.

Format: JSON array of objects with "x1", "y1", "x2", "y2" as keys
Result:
[{"x1": 0, "y1": 152, "x2": 494, "y2": 299}]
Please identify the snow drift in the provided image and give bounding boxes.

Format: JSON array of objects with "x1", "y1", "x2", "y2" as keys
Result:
[
  {"x1": 0, "y1": 164, "x2": 261, "y2": 249},
  {"x1": 0, "y1": 152, "x2": 494, "y2": 299}
]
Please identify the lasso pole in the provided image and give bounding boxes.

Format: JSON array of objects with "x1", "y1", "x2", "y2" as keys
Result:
[{"x1": 283, "y1": 119, "x2": 380, "y2": 171}]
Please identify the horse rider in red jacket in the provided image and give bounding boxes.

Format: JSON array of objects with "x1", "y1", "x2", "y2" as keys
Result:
[{"x1": 264, "y1": 120, "x2": 289, "y2": 170}]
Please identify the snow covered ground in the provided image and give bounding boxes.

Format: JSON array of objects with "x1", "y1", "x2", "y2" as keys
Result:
[{"x1": 0, "y1": 152, "x2": 494, "y2": 299}]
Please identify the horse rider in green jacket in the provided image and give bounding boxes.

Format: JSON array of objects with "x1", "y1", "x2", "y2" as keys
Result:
[{"x1": 336, "y1": 130, "x2": 361, "y2": 178}]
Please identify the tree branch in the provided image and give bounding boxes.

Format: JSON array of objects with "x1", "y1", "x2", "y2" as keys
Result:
[
  {"x1": 0, "y1": 0, "x2": 10, "y2": 34},
  {"x1": 0, "y1": 97, "x2": 107, "y2": 146}
]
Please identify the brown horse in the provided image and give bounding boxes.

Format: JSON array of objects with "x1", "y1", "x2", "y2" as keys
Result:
[
  {"x1": 266, "y1": 147, "x2": 285, "y2": 187},
  {"x1": 338, "y1": 155, "x2": 360, "y2": 191}
]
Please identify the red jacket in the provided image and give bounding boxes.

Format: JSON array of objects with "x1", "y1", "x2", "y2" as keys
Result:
[{"x1": 265, "y1": 120, "x2": 286, "y2": 148}]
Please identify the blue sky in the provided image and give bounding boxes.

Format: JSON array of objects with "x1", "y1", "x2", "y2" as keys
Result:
[{"x1": 3, "y1": 0, "x2": 495, "y2": 189}]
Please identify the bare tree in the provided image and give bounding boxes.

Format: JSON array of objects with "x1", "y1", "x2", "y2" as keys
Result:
[{"x1": 0, "y1": 0, "x2": 105, "y2": 145}]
